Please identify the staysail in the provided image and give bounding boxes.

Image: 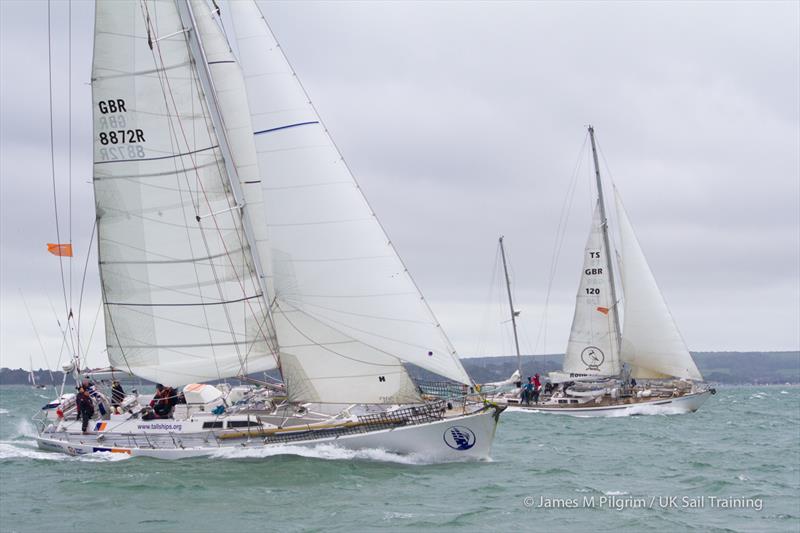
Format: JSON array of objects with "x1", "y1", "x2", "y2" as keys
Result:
[
  {"x1": 563, "y1": 203, "x2": 621, "y2": 376},
  {"x1": 92, "y1": 0, "x2": 277, "y2": 386},
  {"x1": 614, "y1": 189, "x2": 703, "y2": 380},
  {"x1": 228, "y1": 1, "x2": 471, "y2": 403}
]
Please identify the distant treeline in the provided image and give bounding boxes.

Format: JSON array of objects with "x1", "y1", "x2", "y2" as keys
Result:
[{"x1": 2, "y1": 351, "x2": 798, "y2": 386}]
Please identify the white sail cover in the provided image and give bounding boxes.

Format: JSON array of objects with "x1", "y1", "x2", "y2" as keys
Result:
[
  {"x1": 92, "y1": 0, "x2": 276, "y2": 386},
  {"x1": 563, "y1": 203, "x2": 621, "y2": 377},
  {"x1": 229, "y1": 1, "x2": 471, "y2": 403},
  {"x1": 614, "y1": 189, "x2": 703, "y2": 380}
]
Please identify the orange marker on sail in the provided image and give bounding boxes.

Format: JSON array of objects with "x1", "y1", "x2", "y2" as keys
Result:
[
  {"x1": 46, "y1": 243, "x2": 73, "y2": 257},
  {"x1": 596, "y1": 306, "x2": 609, "y2": 315}
]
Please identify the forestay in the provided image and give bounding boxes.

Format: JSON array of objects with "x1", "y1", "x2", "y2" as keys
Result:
[
  {"x1": 92, "y1": 0, "x2": 276, "y2": 386},
  {"x1": 228, "y1": 1, "x2": 471, "y2": 403},
  {"x1": 614, "y1": 189, "x2": 703, "y2": 381},
  {"x1": 563, "y1": 203, "x2": 621, "y2": 377}
]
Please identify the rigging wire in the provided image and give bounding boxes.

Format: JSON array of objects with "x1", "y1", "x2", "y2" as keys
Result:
[
  {"x1": 68, "y1": 0, "x2": 73, "y2": 316},
  {"x1": 46, "y1": 0, "x2": 70, "y2": 325},
  {"x1": 532, "y1": 133, "x2": 589, "y2": 357},
  {"x1": 19, "y1": 290, "x2": 55, "y2": 382},
  {"x1": 473, "y1": 243, "x2": 502, "y2": 357},
  {"x1": 75, "y1": 220, "x2": 96, "y2": 357},
  {"x1": 80, "y1": 304, "x2": 104, "y2": 369}
]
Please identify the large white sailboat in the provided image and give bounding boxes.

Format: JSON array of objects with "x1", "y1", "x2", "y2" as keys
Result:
[
  {"x1": 36, "y1": 0, "x2": 503, "y2": 459},
  {"x1": 493, "y1": 126, "x2": 714, "y2": 416}
]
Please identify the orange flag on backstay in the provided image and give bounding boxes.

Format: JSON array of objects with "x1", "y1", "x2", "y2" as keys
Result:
[
  {"x1": 47, "y1": 243, "x2": 73, "y2": 257},
  {"x1": 596, "y1": 307, "x2": 609, "y2": 315}
]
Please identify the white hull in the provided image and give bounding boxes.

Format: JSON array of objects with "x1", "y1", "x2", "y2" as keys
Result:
[
  {"x1": 36, "y1": 406, "x2": 503, "y2": 461},
  {"x1": 506, "y1": 390, "x2": 712, "y2": 417}
]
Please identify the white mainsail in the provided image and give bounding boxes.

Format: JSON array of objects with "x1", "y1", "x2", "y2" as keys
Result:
[
  {"x1": 228, "y1": 1, "x2": 472, "y2": 403},
  {"x1": 563, "y1": 203, "x2": 621, "y2": 376},
  {"x1": 92, "y1": 0, "x2": 277, "y2": 386},
  {"x1": 614, "y1": 189, "x2": 703, "y2": 381}
]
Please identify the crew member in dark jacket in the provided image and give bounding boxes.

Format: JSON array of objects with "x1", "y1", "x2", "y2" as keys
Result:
[
  {"x1": 111, "y1": 380, "x2": 125, "y2": 414},
  {"x1": 75, "y1": 387, "x2": 95, "y2": 434},
  {"x1": 151, "y1": 384, "x2": 175, "y2": 418}
]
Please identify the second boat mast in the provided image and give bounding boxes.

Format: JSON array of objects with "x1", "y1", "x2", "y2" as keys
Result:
[
  {"x1": 499, "y1": 236, "x2": 522, "y2": 381},
  {"x1": 588, "y1": 125, "x2": 622, "y2": 354}
]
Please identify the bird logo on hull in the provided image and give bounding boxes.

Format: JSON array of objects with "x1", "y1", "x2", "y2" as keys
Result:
[{"x1": 443, "y1": 426, "x2": 476, "y2": 450}]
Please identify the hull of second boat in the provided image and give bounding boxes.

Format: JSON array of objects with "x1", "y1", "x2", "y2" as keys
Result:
[
  {"x1": 508, "y1": 390, "x2": 712, "y2": 417},
  {"x1": 36, "y1": 405, "x2": 503, "y2": 461}
]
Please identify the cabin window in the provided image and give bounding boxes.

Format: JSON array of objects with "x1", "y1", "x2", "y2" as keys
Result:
[
  {"x1": 202, "y1": 421, "x2": 224, "y2": 429},
  {"x1": 228, "y1": 420, "x2": 260, "y2": 428}
]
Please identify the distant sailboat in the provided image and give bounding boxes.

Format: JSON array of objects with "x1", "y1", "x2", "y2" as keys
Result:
[
  {"x1": 491, "y1": 126, "x2": 714, "y2": 416},
  {"x1": 28, "y1": 355, "x2": 46, "y2": 390},
  {"x1": 36, "y1": 0, "x2": 503, "y2": 459}
]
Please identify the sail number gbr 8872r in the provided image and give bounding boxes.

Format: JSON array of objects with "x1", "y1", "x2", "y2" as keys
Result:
[{"x1": 96, "y1": 99, "x2": 146, "y2": 161}]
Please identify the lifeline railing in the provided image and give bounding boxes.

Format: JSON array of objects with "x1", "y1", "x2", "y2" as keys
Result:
[{"x1": 258, "y1": 400, "x2": 449, "y2": 445}]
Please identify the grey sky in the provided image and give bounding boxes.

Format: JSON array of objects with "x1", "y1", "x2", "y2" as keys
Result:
[{"x1": 1, "y1": 0, "x2": 798, "y2": 371}]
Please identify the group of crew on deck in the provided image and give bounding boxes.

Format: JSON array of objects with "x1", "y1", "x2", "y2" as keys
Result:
[
  {"x1": 141, "y1": 384, "x2": 184, "y2": 420},
  {"x1": 517, "y1": 374, "x2": 589, "y2": 405},
  {"x1": 72, "y1": 379, "x2": 184, "y2": 432},
  {"x1": 74, "y1": 378, "x2": 125, "y2": 434},
  {"x1": 519, "y1": 374, "x2": 541, "y2": 405}
]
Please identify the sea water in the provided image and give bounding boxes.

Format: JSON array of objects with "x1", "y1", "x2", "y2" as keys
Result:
[{"x1": 0, "y1": 385, "x2": 798, "y2": 532}]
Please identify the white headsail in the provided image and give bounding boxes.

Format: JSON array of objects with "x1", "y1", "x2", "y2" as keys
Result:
[
  {"x1": 92, "y1": 0, "x2": 277, "y2": 386},
  {"x1": 614, "y1": 189, "x2": 703, "y2": 381},
  {"x1": 228, "y1": 0, "x2": 472, "y2": 403},
  {"x1": 563, "y1": 203, "x2": 621, "y2": 377}
]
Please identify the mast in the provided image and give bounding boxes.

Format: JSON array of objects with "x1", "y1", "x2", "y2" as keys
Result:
[
  {"x1": 498, "y1": 236, "x2": 522, "y2": 380},
  {"x1": 176, "y1": 1, "x2": 280, "y2": 363},
  {"x1": 588, "y1": 125, "x2": 622, "y2": 353}
]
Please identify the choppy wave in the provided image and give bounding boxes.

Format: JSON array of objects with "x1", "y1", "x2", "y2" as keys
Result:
[
  {"x1": 8, "y1": 418, "x2": 37, "y2": 440},
  {"x1": 210, "y1": 442, "x2": 433, "y2": 465},
  {"x1": 604, "y1": 403, "x2": 692, "y2": 417},
  {"x1": 0, "y1": 441, "x2": 130, "y2": 462},
  {"x1": 0, "y1": 418, "x2": 129, "y2": 462},
  {"x1": 0, "y1": 408, "x2": 8, "y2": 415},
  {"x1": 505, "y1": 403, "x2": 692, "y2": 417},
  {"x1": 382, "y1": 511, "x2": 415, "y2": 521}
]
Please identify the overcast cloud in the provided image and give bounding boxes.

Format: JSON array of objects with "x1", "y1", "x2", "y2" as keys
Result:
[{"x1": 1, "y1": 0, "x2": 798, "y2": 370}]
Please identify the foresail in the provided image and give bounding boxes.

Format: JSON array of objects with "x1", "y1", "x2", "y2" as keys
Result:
[
  {"x1": 92, "y1": 0, "x2": 276, "y2": 386},
  {"x1": 614, "y1": 188, "x2": 703, "y2": 381},
  {"x1": 563, "y1": 203, "x2": 621, "y2": 377},
  {"x1": 229, "y1": 1, "x2": 471, "y2": 403},
  {"x1": 190, "y1": 0, "x2": 278, "y2": 354}
]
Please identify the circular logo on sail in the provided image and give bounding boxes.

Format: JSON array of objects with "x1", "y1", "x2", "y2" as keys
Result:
[
  {"x1": 581, "y1": 346, "x2": 605, "y2": 370},
  {"x1": 443, "y1": 426, "x2": 476, "y2": 450}
]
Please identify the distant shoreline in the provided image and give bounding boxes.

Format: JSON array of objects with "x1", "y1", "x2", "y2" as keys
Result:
[{"x1": 2, "y1": 351, "x2": 797, "y2": 386}]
